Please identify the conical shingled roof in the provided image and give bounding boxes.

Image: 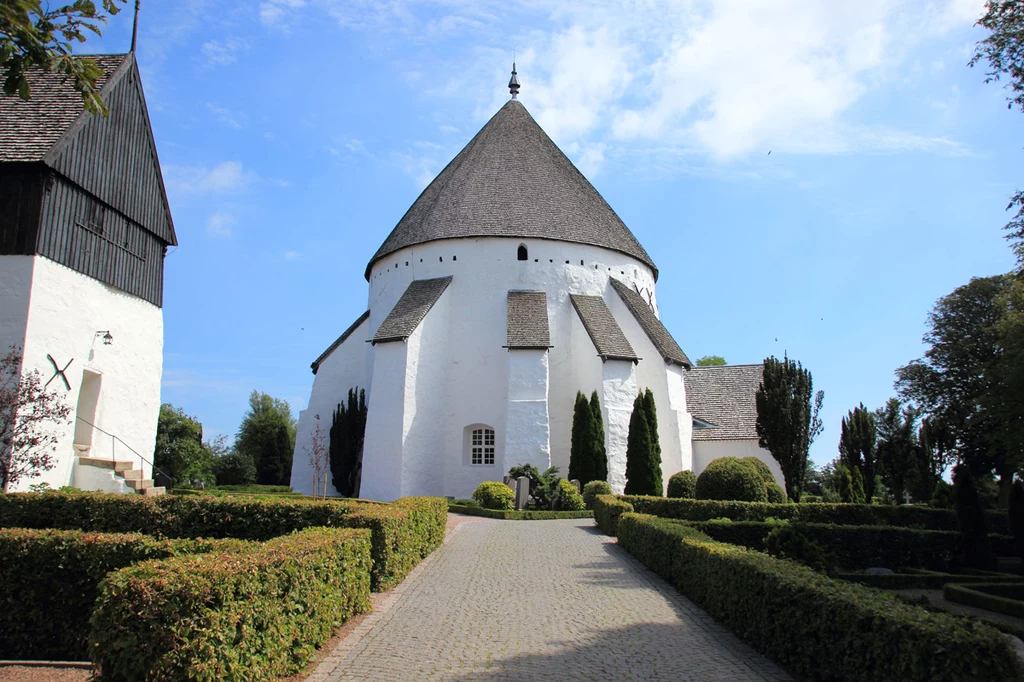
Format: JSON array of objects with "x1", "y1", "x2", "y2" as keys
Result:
[{"x1": 365, "y1": 100, "x2": 657, "y2": 280}]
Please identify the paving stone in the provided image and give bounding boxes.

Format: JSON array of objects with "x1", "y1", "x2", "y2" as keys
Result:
[{"x1": 309, "y1": 518, "x2": 791, "y2": 682}]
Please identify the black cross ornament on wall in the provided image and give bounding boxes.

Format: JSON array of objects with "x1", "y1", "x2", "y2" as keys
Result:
[{"x1": 45, "y1": 354, "x2": 73, "y2": 391}]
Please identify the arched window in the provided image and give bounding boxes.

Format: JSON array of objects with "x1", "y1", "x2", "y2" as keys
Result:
[
  {"x1": 469, "y1": 426, "x2": 495, "y2": 465},
  {"x1": 517, "y1": 244, "x2": 528, "y2": 261}
]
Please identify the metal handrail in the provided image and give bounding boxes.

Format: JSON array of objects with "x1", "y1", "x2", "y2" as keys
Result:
[{"x1": 75, "y1": 416, "x2": 172, "y2": 482}]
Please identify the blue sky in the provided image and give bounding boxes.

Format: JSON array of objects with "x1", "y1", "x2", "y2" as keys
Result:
[{"x1": 82, "y1": 0, "x2": 1021, "y2": 467}]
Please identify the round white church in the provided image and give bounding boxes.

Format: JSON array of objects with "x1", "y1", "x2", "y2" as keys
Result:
[{"x1": 291, "y1": 70, "x2": 784, "y2": 500}]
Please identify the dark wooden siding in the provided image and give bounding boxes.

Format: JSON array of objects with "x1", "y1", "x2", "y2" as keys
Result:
[
  {"x1": 0, "y1": 165, "x2": 44, "y2": 255},
  {"x1": 38, "y1": 175, "x2": 165, "y2": 306},
  {"x1": 48, "y1": 62, "x2": 175, "y2": 245}
]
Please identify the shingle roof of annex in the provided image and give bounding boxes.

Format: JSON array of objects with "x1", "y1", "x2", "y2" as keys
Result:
[
  {"x1": 371, "y1": 277, "x2": 453, "y2": 344},
  {"x1": 570, "y1": 294, "x2": 638, "y2": 362},
  {"x1": 506, "y1": 291, "x2": 550, "y2": 349},
  {"x1": 609, "y1": 278, "x2": 691, "y2": 368},
  {"x1": 365, "y1": 100, "x2": 657, "y2": 280},
  {"x1": 685, "y1": 364, "x2": 765, "y2": 441},
  {"x1": 311, "y1": 310, "x2": 370, "y2": 374},
  {"x1": 0, "y1": 54, "x2": 128, "y2": 162}
]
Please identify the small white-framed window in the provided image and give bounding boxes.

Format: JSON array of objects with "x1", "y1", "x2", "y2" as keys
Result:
[{"x1": 470, "y1": 427, "x2": 495, "y2": 465}]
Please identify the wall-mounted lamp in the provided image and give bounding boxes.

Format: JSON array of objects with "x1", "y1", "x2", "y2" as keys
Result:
[{"x1": 96, "y1": 330, "x2": 113, "y2": 346}]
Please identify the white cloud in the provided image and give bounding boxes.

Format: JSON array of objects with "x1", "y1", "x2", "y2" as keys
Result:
[
  {"x1": 206, "y1": 211, "x2": 236, "y2": 237},
  {"x1": 200, "y1": 37, "x2": 248, "y2": 66},
  {"x1": 259, "y1": 0, "x2": 306, "y2": 27},
  {"x1": 205, "y1": 103, "x2": 246, "y2": 129},
  {"x1": 284, "y1": 250, "x2": 303, "y2": 261},
  {"x1": 164, "y1": 161, "x2": 250, "y2": 196}
]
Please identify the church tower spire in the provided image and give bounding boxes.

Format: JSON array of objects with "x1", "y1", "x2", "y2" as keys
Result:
[{"x1": 508, "y1": 62, "x2": 520, "y2": 99}]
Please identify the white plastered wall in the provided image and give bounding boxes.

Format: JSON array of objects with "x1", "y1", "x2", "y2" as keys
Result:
[
  {"x1": 306, "y1": 236, "x2": 684, "y2": 500},
  {"x1": 503, "y1": 350, "x2": 550, "y2": 476},
  {"x1": 290, "y1": 315, "x2": 370, "y2": 496},
  {"x1": 7, "y1": 256, "x2": 163, "y2": 491},
  {"x1": 691, "y1": 439, "x2": 786, "y2": 490}
]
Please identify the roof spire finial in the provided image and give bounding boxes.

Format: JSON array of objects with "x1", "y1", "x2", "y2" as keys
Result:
[
  {"x1": 508, "y1": 59, "x2": 520, "y2": 99},
  {"x1": 130, "y1": 0, "x2": 141, "y2": 53}
]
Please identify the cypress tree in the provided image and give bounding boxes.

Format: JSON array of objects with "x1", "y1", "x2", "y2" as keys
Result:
[
  {"x1": 850, "y1": 465, "x2": 866, "y2": 504},
  {"x1": 643, "y1": 388, "x2": 663, "y2": 492},
  {"x1": 625, "y1": 393, "x2": 658, "y2": 495},
  {"x1": 569, "y1": 392, "x2": 593, "y2": 483},
  {"x1": 839, "y1": 403, "x2": 878, "y2": 501},
  {"x1": 590, "y1": 391, "x2": 607, "y2": 483},
  {"x1": 329, "y1": 387, "x2": 367, "y2": 497}
]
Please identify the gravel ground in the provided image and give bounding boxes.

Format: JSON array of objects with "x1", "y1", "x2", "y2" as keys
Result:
[{"x1": 0, "y1": 664, "x2": 91, "y2": 682}]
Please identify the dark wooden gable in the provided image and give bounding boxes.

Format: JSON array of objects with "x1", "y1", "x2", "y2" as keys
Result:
[
  {"x1": 45, "y1": 56, "x2": 176, "y2": 246},
  {"x1": 0, "y1": 54, "x2": 177, "y2": 307}
]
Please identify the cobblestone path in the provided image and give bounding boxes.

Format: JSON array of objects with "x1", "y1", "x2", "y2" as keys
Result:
[{"x1": 307, "y1": 517, "x2": 792, "y2": 682}]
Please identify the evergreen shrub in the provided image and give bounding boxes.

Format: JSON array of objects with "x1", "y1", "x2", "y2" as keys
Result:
[
  {"x1": 741, "y1": 457, "x2": 774, "y2": 484},
  {"x1": 472, "y1": 481, "x2": 515, "y2": 511},
  {"x1": 448, "y1": 504, "x2": 592, "y2": 520},
  {"x1": 617, "y1": 513, "x2": 1023, "y2": 682},
  {"x1": 695, "y1": 458, "x2": 768, "y2": 502},
  {"x1": 764, "y1": 483, "x2": 787, "y2": 504},
  {"x1": 0, "y1": 493, "x2": 446, "y2": 591},
  {"x1": 555, "y1": 479, "x2": 585, "y2": 511},
  {"x1": 666, "y1": 470, "x2": 697, "y2": 499},
  {"x1": 0, "y1": 528, "x2": 247, "y2": 660},
  {"x1": 582, "y1": 480, "x2": 612, "y2": 510},
  {"x1": 593, "y1": 494, "x2": 633, "y2": 535},
  {"x1": 90, "y1": 528, "x2": 372, "y2": 681}
]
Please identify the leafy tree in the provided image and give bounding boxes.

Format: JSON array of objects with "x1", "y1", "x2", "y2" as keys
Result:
[
  {"x1": 210, "y1": 435, "x2": 255, "y2": 486},
  {"x1": 802, "y1": 459, "x2": 826, "y2": 496},
  {"x1": 696, "y1": 355, "x2": 726, "y2": 366},
  {"x1": 0, "y1": 347, "x2": 71, "y2": 491},
  {"x1": 569, "y1": 392, "x2": 593, "y2": 483},
  {"x1": 896, "y1": 276, "x2": 1020, "y2": 504},
  {"x1": 235, "y1": 391, "x2": 296, "y2": 487},
  {"x1": 153, "y1": 404, "x2": 214, "y2": 488},
  {"x1": 624, "y1": 392, "x2": 660, "y2": 496},
  {"x1": 832, "y1": 462, "x2": 855, "y2": 503},
  {"x1": 329, "y1": 388, "x2": 366, "y2": 497},
  {"x1": 953, "y1": 463, "x2": 995, "y2": 570},
  {"x1": 971, "y1": 0, "x2": 1024, "y2": 261},
  {"x1": 1, "y1": 0, "x2": 124, "y2": 115},
  {"x1": 590, "y1": 391, "x2": 607, "y2": 482},
  {"x1": 850, "y1": 466, "x2": 866, "y2": 504},
  {"x1": 912, "y1": 417, "x2": 954, "y2": 502},
  {"x1": 755, "y1": 354, "x2": 824, "y2": 502},
  {"x1": 874, "y1": 399, "x2": 920, "y2": 504},
  {"x1": 1010, "y1": 479, "x2": 1024, "y2": 562},
  {"x1": 838, "y1": 403, "x2": 878, "y2": 501}
]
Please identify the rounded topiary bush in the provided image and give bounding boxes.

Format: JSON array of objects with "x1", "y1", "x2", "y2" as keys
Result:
[
  {"x1": 583, "y1": 480, "x2": 612, "y2": 510},
  {"x1": 741, "y1": 457, "x2": 775, "y2": 484},
  {"x1": 472, "y1": 481, "x2": 515, "y2": 510},
  {"x1": 765, "y1": 482, "x2": 787, "y2": 504},
  {"x1": 667, "y1": 470, "x2": 697, "y2": 499},
  {"x1": 556, "y1": 479, "x2": 586, "y2": 511},
  {"x1": 695, "y1": 457, "x2": 768, "y2": 503}
]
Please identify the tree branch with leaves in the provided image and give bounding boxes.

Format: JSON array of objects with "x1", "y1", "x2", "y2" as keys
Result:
[{"x1": 1, "y1": 0, "x2": 124, "y2": 115}]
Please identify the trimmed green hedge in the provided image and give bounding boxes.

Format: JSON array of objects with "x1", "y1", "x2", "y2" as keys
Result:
[
  {"x1": 0, "y1": 493, "x2": 447, "y2": 591},
  {"x1": 448, "y1": 504, "x2": 593, "y2": 520},
  {"x1": 616, "y1": 513, "x2": 1023, "y2": 682},
  {"x1": 0, "y1": 528, "x2": 247, "y2": 660},
  {"x1": 620, "y1": 495, "x2": 1011, "y2": 533},
  {"x1": 840, "y1": 570, "x2": 1024, "y2": 590},
  {"x1": 691, "y1": 520, "x2": 965, "y2": 571},
  {"x1": 90, "y1": 527, "x2": 372, "y2": 681},
  {"x1": 593, "y1": 495, "x2": 633, "y2": 535},
  {"x1": 945, "y1": 582, "x2": 1024, "y2": 619},
  {"x1": 582, "y1": 481, "x2": 612, "y2": 510}
]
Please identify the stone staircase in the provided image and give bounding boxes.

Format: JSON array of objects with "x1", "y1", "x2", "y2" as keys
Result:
[{"x1": 73, "y1": 446, "x2": 165, "y2": 496}]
